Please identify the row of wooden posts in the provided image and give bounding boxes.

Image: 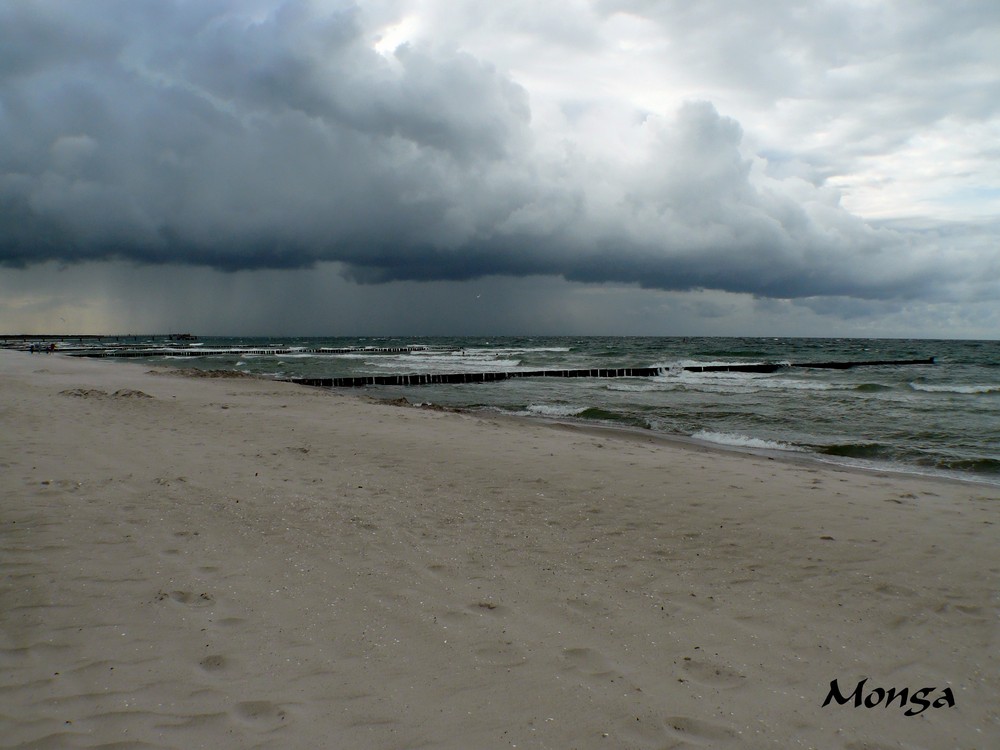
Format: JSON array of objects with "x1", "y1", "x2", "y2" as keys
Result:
[{"x1": 290, "y1": 358, "x2": 935, "y2": 388}]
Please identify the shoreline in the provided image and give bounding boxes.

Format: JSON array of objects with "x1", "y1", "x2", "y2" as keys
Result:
[
  {"x1": 2, "y1": 349, "x2": 998, "y2": 748},
  {"x1": 8, "y1": 335, "x2": 997, "y2": 489},
  {"x1": 357, "y1": 393, "x2": 1000, "y2": 491},
  {"x1": 145, "y1": 354, "x2": 1000, "y2": 490},
  {"x1": 30, "y1": 347, "x2": 1000, "y2": 490}
]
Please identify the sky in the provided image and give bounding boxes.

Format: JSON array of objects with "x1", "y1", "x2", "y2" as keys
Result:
[{"x1": 1, "y1": 0, "x2": 999, "y2": 337}]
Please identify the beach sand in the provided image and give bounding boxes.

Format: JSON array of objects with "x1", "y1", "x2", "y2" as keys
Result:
[{"x1": 1, "y1": 349, "x2": 997, "y2": 749}]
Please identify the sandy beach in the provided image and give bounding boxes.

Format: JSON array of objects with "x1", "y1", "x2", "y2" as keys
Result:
[{"x1": 1, "y1": 349, "x2": 997, "y2": 749}]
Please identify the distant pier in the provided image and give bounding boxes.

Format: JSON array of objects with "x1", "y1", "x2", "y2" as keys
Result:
[{"x1": 291, "y1": 358, "x2": 935, "y2": 388}]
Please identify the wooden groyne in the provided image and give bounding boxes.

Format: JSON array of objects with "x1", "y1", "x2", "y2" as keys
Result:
[
  {"x1": 683, "y1": 357, "x2": 935, "y2": 373},
  {"x1": 292, "y1": 367, "x2": 661, "y2": 388},
  {"x1": 291, "y1": 358, "x2": 934, "y2": 388},
  {"x1": 791, "y1": 358, "x2": 934, "y2": 370}
]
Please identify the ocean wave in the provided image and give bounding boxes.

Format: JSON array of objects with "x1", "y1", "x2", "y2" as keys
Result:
[
  {"x1": 654, "y1": 359, "x2": 780, "y2": 372},
  {"x1": 699, "y1": 349, "x2": 769, "y2": 358},
  {"x1": 579, "y1": 407, "x2": 648, "y2": 427},
  {"x1": 525, "y1": 403, "x2": 588, "y2": 417},
  {"x1": 511, "y1": 404, "x2": 646, "y2": 428},
  {"x1": 647, "y1": 371, "x2": 836, "y2": 393},
  {"x1": 691, "y1": 431, "x2": 804, "y2": 452},
  {"x1": 450, "y1": 347, "x2": 570, "y2": 356},
  {"x1": 376, "y1": 357, "x2": 523, "y2": 372},
  {"x1": 747, "y1": 378, "x2": 836, "y2": 391},
  {"x1": 605, "y1": 382, "x2": 667, "y2": 392},
  {"x1": 924, "y1": 456, "x2": 1000, "y2": 474},
  {"x1": 908, "y1": 383, "x2": 1000, "y2": 395},
  {"x1": 818, "y1": 442, "x2": 892, "y2": 459}
]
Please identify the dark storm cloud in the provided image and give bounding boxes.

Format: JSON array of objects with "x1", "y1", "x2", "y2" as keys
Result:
[{"x1": 0, "y1": 0, "x2": 988, "y2": 303}]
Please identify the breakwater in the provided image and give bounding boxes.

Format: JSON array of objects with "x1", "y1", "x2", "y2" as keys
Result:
[{"x1": 290, "y1": 358, "x2": 934, "y2": 387}]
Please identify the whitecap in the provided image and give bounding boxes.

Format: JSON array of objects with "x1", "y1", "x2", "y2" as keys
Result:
[
  {"x1": 525, "y1": 403, "x2": 588, "y2": 417},
  {"x1": 691, "y1": 430, "x2": 804, "y2": 452},
  {"x1": 909, "y1": 383, "x2": 999, "y2": 395}
]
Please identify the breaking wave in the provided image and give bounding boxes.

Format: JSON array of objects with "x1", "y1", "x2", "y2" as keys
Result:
[{"x1": 691, "y1": 431, "x2": 803, "y2": 452}]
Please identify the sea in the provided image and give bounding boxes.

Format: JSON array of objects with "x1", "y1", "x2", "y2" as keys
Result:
[{"x1": 51, "y1": 336, "x2": 1000, "y2": 486}]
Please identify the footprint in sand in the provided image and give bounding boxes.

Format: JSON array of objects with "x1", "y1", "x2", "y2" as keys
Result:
[
  {"x1": 561, "y1": 647, "x2": 621, "y2": 682},
  {"x1": 664, "y1": 715, "x2": 738, "y2": 743},
  {"x1": 678, "y1": 658, "x2": 746, "y2": 688},
  {"x1": 565, "y1": 596, "x2": 612, "y2": 617},
  {"x1": 873, "y1": 582, "x2": 918, "y2": 598},
  {"x1": 474, "y1": 641, "x2": 528, "y2": 668},
  {"x1": 156, "y1": 590, "x2": 215, "y2": 607},
  {"x1": 233, "y1": 700, "x2": 289, "y2": 730},
  {"x1": 198, "y1": 654, "x2": 229, "y2": 673},
  {"x1": 470, "y1": 601, "x2": 507, "y2": 615}
]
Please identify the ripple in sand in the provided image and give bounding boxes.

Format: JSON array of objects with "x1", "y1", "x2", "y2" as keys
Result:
[{"x1": 152, "y1": 711, "x2": 231, "y2": 733}]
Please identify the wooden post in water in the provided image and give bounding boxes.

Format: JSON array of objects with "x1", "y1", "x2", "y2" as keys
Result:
[{"x1": 287, "y1": 358, "x2": 933, "y2": 388}]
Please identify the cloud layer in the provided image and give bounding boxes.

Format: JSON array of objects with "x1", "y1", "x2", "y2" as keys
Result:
[{"x1": 1, "y1": 0, "x2": 997, "y2": 307}]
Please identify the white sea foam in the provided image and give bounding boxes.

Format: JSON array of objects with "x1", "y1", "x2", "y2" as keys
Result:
[
  {"x1": 377, "y1": 355, "x2": 523, "y2": 372},
  {"x1": 909, "y1": 383, "x2": 999, "y2": 395},
  {"x1": 459, "y1": 347, "x2": 570, "y2": 355},
  {"x1": 750, "y1": 378, "x2": 836, "y2": 391},
  {"x1": 655, "y1": 359, "x2": 788, "y2": 372},
  {"x1": 644, "y1": 365, "x2": 841, "y2": 393},
  {"x1": 691, "y1": 430, "x2": 804, "y2": 452},
  {"x1": 605, "y1": 382, "x2": 666, "y2": 392},
  {"x1": 653, "y1": 374, "x2": 763, "y2": 394},
  {"x1": 525, "y1": 403, "x2": 588, "y2": 417}
]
